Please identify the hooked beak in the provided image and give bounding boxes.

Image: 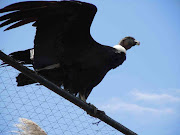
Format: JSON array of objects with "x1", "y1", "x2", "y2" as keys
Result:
[{"x1": 135, "y1": 40, "x2": 140, "y2": 45}]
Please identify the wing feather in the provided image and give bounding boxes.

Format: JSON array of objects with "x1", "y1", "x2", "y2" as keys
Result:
[
  {"x1": 0, "y1": 1, "x2": 54, "y2": 30},
  {"x1": 0, "y1": 6, "x2": 48, "y2": 30},
  {"x1": 0, "y1": 1, "x2": 96, "y2": 31},
  {"x1": 0, "y1": 6, "x2": 46, "y2": 22},
  {"x1": 4, "y1": 17, "x2": 37, "y2": 31},
  {"x1": 0, "y1": 1, "x2": 56, "y2": 13}
]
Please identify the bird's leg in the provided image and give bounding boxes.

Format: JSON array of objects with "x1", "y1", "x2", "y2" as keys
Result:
[
  {"x1": 79, "y1": 92, "x2": 105, "y2": 117},
  {"x1": 87, "y1": 103, "x2": 105, "y2": 117},
  {"x1": 79, "y1": 93, "x2": 99, "y2": 116},
  {"x1": 79, "y1": 92, "x2": 86, "y2": 102}
]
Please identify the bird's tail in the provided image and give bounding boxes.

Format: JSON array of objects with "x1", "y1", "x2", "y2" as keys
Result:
[
  {"x1": 0, "y1": 48, "x2": 34, "y2": 67},
  {"x1": 12, "y1": 118, "x2": 47, "y2": 135},
  {"x1": 16, "y1": 73, "x2": 36, "y2": 86},
  {"x1": 0, "y1": 48, "x2": 33, "y2": 67}
]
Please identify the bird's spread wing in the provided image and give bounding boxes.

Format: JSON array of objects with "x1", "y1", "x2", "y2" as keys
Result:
[
  {"x1": 0, "y1": 1, "x2": 97, "y2": 69},
  {"x1": 0, "y1": 1, "x2": 56, "y2": 31},
  {"x1": 0, "y1": 1, "x2": 96, "y2": 30}
]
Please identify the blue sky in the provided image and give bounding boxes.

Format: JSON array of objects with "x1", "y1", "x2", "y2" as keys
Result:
[{"x1": 0, "y1": 0, "x2": 180, "y2": 135}]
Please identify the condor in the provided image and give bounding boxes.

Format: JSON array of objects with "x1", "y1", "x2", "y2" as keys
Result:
[{"x1": 0, "y1": 1, "x2": 140, "y2": 102}]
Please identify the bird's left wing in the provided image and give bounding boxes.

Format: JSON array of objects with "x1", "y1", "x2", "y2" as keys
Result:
[
  {"x1": 0, "y1": 1, "x2": 98, "y2": 67},
  {"x1": 0, "y1": 1, "x2": 96, "y2": 31}
]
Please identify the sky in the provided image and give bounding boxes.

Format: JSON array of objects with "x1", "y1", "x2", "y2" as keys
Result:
[{"x1": 0, "y1": 0, "x2": 180, "y2": 135}]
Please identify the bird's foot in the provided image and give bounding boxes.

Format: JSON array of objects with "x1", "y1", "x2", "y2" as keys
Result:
[
  {"x1": 87, "y1": 103, "x2": 105, "y2": 117},
  {"x1": 88, "y1": 103, "x2": 97, "y2": 116}
]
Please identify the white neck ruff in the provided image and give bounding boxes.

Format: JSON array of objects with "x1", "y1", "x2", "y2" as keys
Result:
[{"x1": 113, "y1": 45, "x2": 126, "y2": 54}]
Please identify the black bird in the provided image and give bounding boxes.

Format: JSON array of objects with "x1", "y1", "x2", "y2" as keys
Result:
[{"x1": 0, "y1": 1, "x2": 140, "y2": 102}]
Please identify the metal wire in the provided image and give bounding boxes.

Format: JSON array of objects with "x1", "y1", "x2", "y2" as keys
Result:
[{"x1": 0, "y1": 50, "x2": 138, "y2": 135}]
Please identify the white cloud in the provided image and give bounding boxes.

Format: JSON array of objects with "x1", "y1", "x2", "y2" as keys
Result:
[
  {"x1": 99, "y1": 98, "x2": 174, "y2": 114},
  {"x1": 97, "y1": 90, "x2": 180, "y2": 115},
  {"x1": 132, "y1": 91, "x2": 180, "y2": 102}
]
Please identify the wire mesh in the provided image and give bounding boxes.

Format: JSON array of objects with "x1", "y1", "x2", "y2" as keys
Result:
[{"x1": 0, "y1": 65, "x2": 122, "y2": 135}]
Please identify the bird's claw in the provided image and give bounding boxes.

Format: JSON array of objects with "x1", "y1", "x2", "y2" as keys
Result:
[{"x1": 87, "y1": 103, "x2": 105, "y2": 117}]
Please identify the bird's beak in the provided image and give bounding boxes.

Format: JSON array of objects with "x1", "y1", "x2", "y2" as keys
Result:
[{"x1": 135, "y1": 40, "x2": 140, "y2": 45}]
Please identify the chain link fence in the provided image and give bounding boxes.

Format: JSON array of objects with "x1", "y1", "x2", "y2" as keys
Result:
[{"x1": 0, "y1": 65, "x2": 121, "y2": 135}]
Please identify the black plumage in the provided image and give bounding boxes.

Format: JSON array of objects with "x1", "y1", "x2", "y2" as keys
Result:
[{"x1": 0, "y1": 1, "x2": 140, "y2": 101}]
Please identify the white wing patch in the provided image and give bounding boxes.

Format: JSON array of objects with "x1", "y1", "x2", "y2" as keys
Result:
[
  {"x1": 113, "y1": 45, "x2": 126, "y2": 54},
  {"x1": 30, "y1": 49, "x2": 34, "y2": 60},
  {"x1": 35, "y1": 63, "x2": 60, "y2": 71}
]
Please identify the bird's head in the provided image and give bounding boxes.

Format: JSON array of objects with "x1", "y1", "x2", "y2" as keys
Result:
[{"x1": 119, "y1": 36, "x2": 140, "y2": 50}]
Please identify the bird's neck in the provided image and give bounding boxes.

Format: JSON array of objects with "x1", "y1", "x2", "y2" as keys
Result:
[{"x1": 113, "y1": 45, "x2": 126, "y2": 54}]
